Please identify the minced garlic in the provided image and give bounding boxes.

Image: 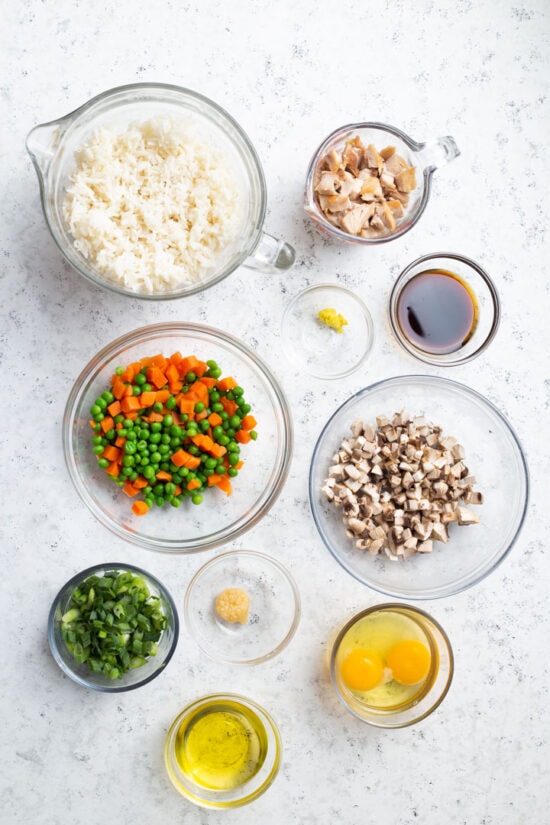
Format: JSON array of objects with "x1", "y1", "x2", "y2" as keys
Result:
[{"x1": 215, "y1": 588, "x2": 250, "y2": 624}]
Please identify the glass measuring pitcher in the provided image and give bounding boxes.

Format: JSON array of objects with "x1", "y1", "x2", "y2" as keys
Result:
[
  {"x1": 304, "y1": 122, "x2": 460, "y2": 244},
  {"x1": 26, "y1": 83, "x2": 295, "y2": 299}
]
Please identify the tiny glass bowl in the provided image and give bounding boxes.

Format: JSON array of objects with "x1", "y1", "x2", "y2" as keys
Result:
[
  {"x1": 309, "y1": 375, "x2": 529, "y2": 599},
  {"x1": 164, "y1": 693, "x2": 282, "y2": 808},
  {"x1": 63, "y1": 322, "x2": 293, "y2": 553},
  {"x1": 330, "y1": 604, "x2": 453, "y2": 728},
  {"x1": 184, "y1": 550, "x2": 301, "y2": 664},
  {"x1": 389, "y1": 252, "x2": 500, "y2": 366},
  {"x1": 48, "y1": 562, "x2": 179, "y2": 692},
  {"x1": 281, "y1": 284, "x2": 374, "y2": 379}
]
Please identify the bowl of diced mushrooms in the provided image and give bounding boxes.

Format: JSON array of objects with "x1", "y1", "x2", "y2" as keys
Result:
[
  {"x1": 309, "y1": 375, "x2": 529, "y2": 599},
  {"x1": 304, "y1": 122, "x2": 460, "y2": 243}
]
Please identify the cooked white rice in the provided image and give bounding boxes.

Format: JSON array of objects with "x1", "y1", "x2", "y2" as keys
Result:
[{"x1": 63, "y1": 117, "x2": 241, "y2": 292}]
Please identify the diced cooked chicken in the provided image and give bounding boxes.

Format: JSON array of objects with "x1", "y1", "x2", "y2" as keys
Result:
[
  {"x1": 395, "y1": 166, "x2": 417, "y2": 193},
  {"x1": 340, "y1": 204, "x2": 373, "y2": 235},
  {"x1": 313, "y1": 135, "x2": 417, "y2": 237}
]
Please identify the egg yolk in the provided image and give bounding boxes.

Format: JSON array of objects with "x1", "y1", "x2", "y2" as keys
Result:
[
  {"x1": 386, "y1": 639, "x2": 431, "y2": 685},
  {"x1": 340, "y1": 648, "x2": 384, "y2": 691}
]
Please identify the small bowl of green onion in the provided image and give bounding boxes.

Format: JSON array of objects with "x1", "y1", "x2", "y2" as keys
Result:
[{"x1": 48, "y1": 563, "x2": 179, "y2": 692}]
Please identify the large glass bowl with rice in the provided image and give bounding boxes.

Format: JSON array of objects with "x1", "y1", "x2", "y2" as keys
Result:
[{"x1": 26, "y1": 83, "x2": 295, "y2": 299}]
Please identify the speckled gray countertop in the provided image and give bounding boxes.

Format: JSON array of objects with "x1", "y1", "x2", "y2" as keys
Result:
[{"x1": 2, "y1": 2, "x2": 549, "y2": 823}]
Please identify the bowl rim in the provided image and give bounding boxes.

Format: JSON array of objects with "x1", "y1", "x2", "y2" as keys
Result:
[
  {"x1": 164, "y1": 691, "x2": 282, "y2": 808},
  {"x1": 184, "y1": 549, "x2": 301, "y2": 664},
  {"x1": 47, "y1": 561, "x2": 180, "y2": 692},
  {"x1": 63, "y1": 322, "x2": 294, "y2": 554},
  {"x1": 304, "y1": 121, "x2": 433, "y2": 245},
  {"x1": 308, "y1": 373, "x2": 530, "y2": 599},
  {"x1": 27, "y1": 82, "x2": 268, "y2": 300},
  {"x1": 281, "y1": 282, "x2": 375, "y2": 379},
  {"x1": 388, "y1": 251, "x2": 501, "y2": 366},
  {"x1": 329, "y1": 602, "x2": 454, "y2": 728}
]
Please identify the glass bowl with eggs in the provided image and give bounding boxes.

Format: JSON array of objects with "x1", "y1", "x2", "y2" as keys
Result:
[{"x1": 26, "y1": 83, "x2": 295, "y2": 299}]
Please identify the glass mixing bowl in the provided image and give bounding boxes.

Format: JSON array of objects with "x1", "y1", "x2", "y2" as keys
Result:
[
  {"x1": 164, "y1": 693, "x2": 281, "y2": 809},
  {"x1": 184, "y1": 550, "x2": 301, "y2": 664},
  {"x1": 63, "y1": 323, "x2": 293, "y2": 553},
  {"x1": 330, "y1": 604, "x2": 453, "y2": 728},
  {"x1": 48, "y1": 562, "x2": 179, "y2": 692},
  {"x1": 26, "y1": 83, "x2": 294, "y2": 299},
  {"x1": 309, "y1": 375, "x2": 529, "y2": 599}
]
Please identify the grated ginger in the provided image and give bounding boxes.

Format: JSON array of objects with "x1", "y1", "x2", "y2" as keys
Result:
[{"x1": 318, "y1": 307, "x2": 348, "y2": 334}]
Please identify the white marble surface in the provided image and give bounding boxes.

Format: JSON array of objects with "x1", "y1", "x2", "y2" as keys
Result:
[{"x1": 2, "y1": 2, "x2": 550, "y2": 823}]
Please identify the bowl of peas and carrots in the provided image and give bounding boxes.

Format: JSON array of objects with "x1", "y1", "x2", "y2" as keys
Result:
[{"x1": 63, "y1": 323, "x2": 293, "y2": 553}]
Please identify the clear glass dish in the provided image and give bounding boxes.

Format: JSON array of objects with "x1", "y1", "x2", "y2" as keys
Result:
[
  {"x1": 304, "y1": 122, "x2": 459, "y2": 244},
  {"x1": 309, "y1": 375, "x2": 529, "y2": 599},
  {"x1": 26, "y1": 83, "x2": 294, "y2": 299},
  {"x1": 330, "y1": 604, "x2": 453, "y2": 728},
  {"x1": 48, "y1": 562, "x2": 179, "y2": 692},
  {"x1": 184, "y1": 550, "x2": 301, "y2": 664},
  {"x1": 281, "y1": 284, "x2": 374, "y2": 379},
  {"x1": 63, "y1": 323, "x2": 293, "y2": 553},
  {"x1": 164, "y1": 693, "x2": 281, "y2": 808},
  {"x1": 389, "y1": 252, "x2": 500, "y2": 366}
]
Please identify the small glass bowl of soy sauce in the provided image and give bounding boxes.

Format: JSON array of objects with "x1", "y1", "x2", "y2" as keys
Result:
[{"x1": 389, "y1": 253, "x2": 500, "y2": 366}]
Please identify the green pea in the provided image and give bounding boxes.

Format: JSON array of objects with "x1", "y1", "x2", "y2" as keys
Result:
[
  {"x1": 163, "y1": 414, "x2": 174, "y2": 428},
  {"x1": 114, "y1": 414, "x2": 124, "y2": 424},
  {"x1": 132, "y1": 385, "x2": 142, "y2": 396},
  {"x1": 159, "y1": 444, "x2": 170, "y2": 456},
  {"x1": 250, "y1": 431, "x2": 258, "y2": 440},
  {"x1": 165, "y1": 482, "x2": 176, "y2": 496},
  {"x1": 93, "y1": 413, "x2": 104, "y2": 423},
  {"x1": 134, "y1": 373, "x2": 146, "y2": 386},
  {"x1": 142, "y1": 383, "x2": 152, "y2": 393},
  {"x1": 228, "y1": 467, "x2": 238, "y2": 477},
  {"x1": 170, "y1": 497, "x2": 181, "y2": 508},
  {"x1": 216, "y1": 463, "x2": 226, "y2": 475},
  {"x1": 105, "y1": 429, "x2": 115, "y2": 440},
  {"x1": 160, "y1": 433, "x2": 171, "y2": 444},
  {"x1": 150, "y1": 422, "x2": 162, "y2": 433},
  {"x1": 155, "y1": 497, "x2": 165, "y2": 507},
  {"x1": 137, "y1": 440, "x2": 148, "y2": 452},
  {"x1": 124, "y1": 441, "x2": 137, "y2": 455},
  {"x1": 226, "y1": 428, "x2": 235, "y2": 438},
  {"x1": 96, "y1": 397, "x2": 107, "y2": 410},
  {"x1": 124, "y1": 419, "x2": 134, "y2": 428},
  {"x1": 206, "y1": 360, "x2": 218, "y2": 369},
  {"x1": 228, "y1": 452, "x2": 240, "y2": 466},
  {"x1": 199, "y1": 420, "x2": 210, "y2": 433},
  {"x1": 122, "y1": 456, "x2": 135, "y2": 467},
  {"x1": 115, "y1": 366, "x2": 124, "y2": 375},
  {"x1": 185, "y1": 372, "x2": 196, "y2": 383},
  {"x1": 191, "y1": 493, "x2": 203, "y2": 505},
  {"x1": 229, "y1": 415, "x2": 241, "y2": 429},
  {"x1": 211, "y1": 402, "x2": 224, "y2": 413},
  {"x1": 233, "y1": 386, "x2": 244, "y2": 397},
  {"x1": 212, "y1": 425, "x2": 224, "y2": 439},
  {"x1": 90, "y1": 404, "x2": 102, "y2": 416},
  {"x1": 126, "y1": 430, "x2": 137, "y2": 441},
  {"x1": 149, "y1": 433, "x2": 161, "y2": 444},
  {"x1": 92, "y1": 435, "x2": 103, "y2": 445},
  {"x1": 128, "y1": 471, "x2": 138, "y2": 482},
  {"x1": 98, "y1": 458, "x2": 110, "y2": 469},
  {"x1": 209, "y1": 367, "x2": 222, "y2": 379},
  {"x1": 165, "y1": 396, "x2": 177, "y2": 410},
  {"x1": 143, "y1": 466, "x2": 155, "y2": 479},
  {"x1": 93, "y1": 444, "x2": 104, "y2": 455},
  {"x1": 220, "y1": 411, "x2": 229, "y2": 421},
  {"x1": 170, "y1": 436, "x2": 182, "y2": 448},
  {"x1": 188, "y1": 445, "x2": 199, "y2": 456},
  {"x1": 218, "y1": 435, "x2": 230, "y2": 446},
  {"x1": 194, "y1": 402, "x2": 205, "y2": 413},
  {"x1": 209, "y1": 390, "x2": 220, "y2": 402},
  {"x1": 170, "y1": 425, "x2": 182, "y2": 438},
  {"x1": 204, "y1": 457, "x2": 217, "y2": 469},
  {"x1": 240, "y1": 403, "x2": 251, "y2": 414},
  {"x1": 153, "y1": 402, "x2": 163, "y2": 413},
  {"x1": 144, "y1": 496, "x2": 154, "y2": 508}
]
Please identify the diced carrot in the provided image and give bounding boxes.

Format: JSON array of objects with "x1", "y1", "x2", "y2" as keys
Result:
[
  {"x1": 146, "y1": 365, "x2": 167, "y2": 389},
  {"x1": 107, "y1": 400, "x2": 121, "y2": 417},
  {"x1": 235, "y1": 460, "x2": 244, "y2": 470},
  {"x1": 125, "y1": 411, "x2": 138, "y2": 420},
  {"x1": 156, "y1": 470, "x2": 172, "y2": 481},
  {"x1": 102, "y1": 445, "x2": 121, "y2": 462},
  {"x1": 133, "y1": 476, "x2": 149, "y2": 489},
  {"x1": 187, "y1": 478, "x2": 201, "y2": 491},
  {"x1": 236, "y1": 429, "x2": 252, "y2": 444},
  {"x1": 132, "y1": 500, "x2": 149, "y2": 516},
  {"x1": 217, "y1": 376, "x2": 237, "y2": 391},
  {"x1": 207, "y1": 473, "x2": 223, "y2": 486},
  {"x1": 122, "y1": 482, "x2": 140, "y2": 497},
  {"x1": 120, "y1": 396, "x2": 141, "y2": 413},
  {"x1": 115, "y1": 435, "x2": 127, "y2": 448},
  {"x1": 147, "y1": 411, "x2": 164, "y2": 423},
  {"x1": 105, "y1": 461, "x2": 120, "y2": 478},
  {"x1": 122, "y1": 362, "x2": 142, "y2": 382},
  {"x1": 165, "y1": 363, "x2": 179, "y2": 385},
  {"x1": 88, "y1": 420, "x2": 96, "y2": 430},
  {"x1": 100, "y1": 416, "x2": 114, "y2": 433},
  {"x1": 169, "y1": 351, "x2": 183, "y2": 365},
  {"x1": 171, "y1": 449, "x2": 201, "y2": 469},
  {"x1": 195, "y1": 410, "x2": 208, "y2": 422},
  {"x1": 241, "y1": 415, "x2": 257, "y2": 431},
  {"x1": 178, "y1": 355, "x2": 208, "y2": 378},
  {"x1": 186, "y1": 382, "x2": 208, "y2": 405},
  {"x1": 155, "y1": 389, "x2": 171, "y2": 403},
  {"x1": 208, "y1": 413, "x2": 223, "y2": 427},
  {"x1": 220, "y1": 397, "x2": 238, "y2": 416},
  {"x1": 178, "y1": 398, "x2": 196, "y2": 417},
  {"x1": 191, "y1": 434, "x2": 228, "y2": 459},
  {"x1": 140, "y1": 391, "x2": 156, "y2": 408},
  {"x1": 199, "y1": 377, "x2": 217, "y2": 388},
  {"x1": 122, "y1": 385, "x2": 134, "y2": 398},
  {"x1": 168, "y1": 380, "x2": 183, "y2": 394},
  {"x1": 173, "y1": 485, "x2": 182, "y2": 496},
  {"x1": 216, "y1": 475, "x2": 232, "y2": 495},
  {"x1": 150, "y1": 353, "x2": 168, "y2": 370}
]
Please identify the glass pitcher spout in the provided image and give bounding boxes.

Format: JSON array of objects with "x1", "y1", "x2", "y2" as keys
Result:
[
  {"x1": 244, "y1": 232, "x2": 296, "y2": 273},
  {"x1": 26, "y1": 118, "x2": 68, "y2": 179},
  {"x1": 417, "y1": 136, "x2": 460, "y2": 172}
]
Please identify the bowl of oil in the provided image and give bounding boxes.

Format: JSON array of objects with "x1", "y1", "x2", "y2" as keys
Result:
[
  {"x1": 164, "y1": 693, "x2": 282, "y2": 808},
  {"x1": 389, "y1": 252, "x2": 500, "y2": 366},
  {"x1": 330, "y1": 604, "x2": 453, "y2": 727}
]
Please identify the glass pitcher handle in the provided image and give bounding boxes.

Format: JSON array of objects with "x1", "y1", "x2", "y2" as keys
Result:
[
  {"x1": 243, "y1": 232, "x2": 295, "y2": 274},
  {"x1": 418, "y1": 136, "x2": 460, "y2": 172}
]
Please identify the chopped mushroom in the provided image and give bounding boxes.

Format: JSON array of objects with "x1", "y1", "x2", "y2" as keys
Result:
[{"x1": 322, "y1": 412, "x2": 483, "y2": 560}]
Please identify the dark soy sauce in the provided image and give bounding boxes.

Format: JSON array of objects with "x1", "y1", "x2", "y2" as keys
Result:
[{"x1": 396, "y1": 269, "x2": 478, "y2": 354}]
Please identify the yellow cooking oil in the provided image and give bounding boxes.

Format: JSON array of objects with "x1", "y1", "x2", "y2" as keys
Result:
[
  {"x1": 336, "y1": 607, "x2": 438, "y2": 710},
  {"x1": 174, "y1": 699, "x2": 268, "y2": 791}
]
